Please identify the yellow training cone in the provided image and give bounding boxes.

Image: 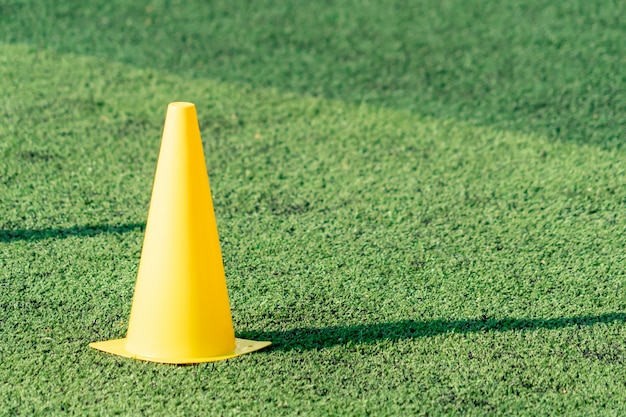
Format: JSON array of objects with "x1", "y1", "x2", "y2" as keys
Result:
[{"x1": 90, "y1": 102, "x2": 270, "y2": 363}]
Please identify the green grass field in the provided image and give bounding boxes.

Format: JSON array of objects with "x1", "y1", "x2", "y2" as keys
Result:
[{"x1": 1, "y1": 1, "x2": 626, "y2": 415}]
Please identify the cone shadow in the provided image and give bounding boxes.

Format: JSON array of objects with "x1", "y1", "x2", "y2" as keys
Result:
[
  {"x1": 239, "y1": 312, "x2": 626, "y2": 352},
  {"x1": 0, "y1": 223, "x2": 145, "y2": 243}
]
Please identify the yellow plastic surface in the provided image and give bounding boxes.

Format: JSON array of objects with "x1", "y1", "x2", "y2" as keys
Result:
[
  {"x1": 90, "y1": 102, "x2": 270, "y2": 363},
  {"x1": 89, "y1": 338, "x2": 271, "y2": 364}
]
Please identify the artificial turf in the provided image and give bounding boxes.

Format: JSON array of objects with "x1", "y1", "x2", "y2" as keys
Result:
[{"x1": 1, "y1": 1, "x2": 626, "y2": 415}]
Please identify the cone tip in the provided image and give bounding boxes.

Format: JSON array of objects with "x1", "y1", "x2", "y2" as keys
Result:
[
  {"x1": 168, "y1": 102, "x2": 196, "y2": 109},
  {"x1": 165, "y1": 102, "x2": 197, "y2": 121}
]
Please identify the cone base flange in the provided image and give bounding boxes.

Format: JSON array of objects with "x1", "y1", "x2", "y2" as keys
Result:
[{"x1": 89, "y1": 338, "x2": 271, "y2": 364}]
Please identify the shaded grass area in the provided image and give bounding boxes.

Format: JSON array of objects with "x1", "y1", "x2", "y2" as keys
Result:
[
  {"x1": 0, "y1": 223, "x2": 145, "y2": 243},
  {"x1": 1, "y1": 0, "x2": 625, "y2": 147},
  {"x1": 242, "y1": 313, "x2": 626, "y2": 351},
  {"x1": 1, "y1": 42, "x2": 626, "y2": 416}
]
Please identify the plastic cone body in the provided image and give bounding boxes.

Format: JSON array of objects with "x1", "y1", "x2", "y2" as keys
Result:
[{"x1": 90, "y1": 102, "x2": 270, "y2": 363}]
